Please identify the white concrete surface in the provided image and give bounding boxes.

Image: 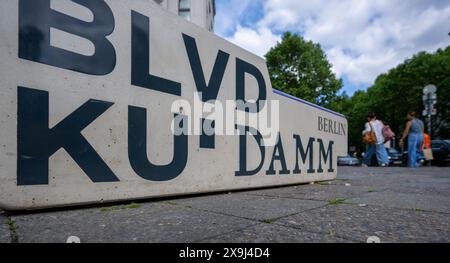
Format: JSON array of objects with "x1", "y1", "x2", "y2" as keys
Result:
[{"x1": 0, "y1": 0, "x2": 347, "y2": 210}]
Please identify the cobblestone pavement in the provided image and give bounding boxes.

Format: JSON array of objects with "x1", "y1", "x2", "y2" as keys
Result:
[{"x1": 1, "y1": 167, "x2": 449, "y2": 243}]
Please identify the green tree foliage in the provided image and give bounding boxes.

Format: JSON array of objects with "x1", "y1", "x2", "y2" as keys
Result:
[
  {"x1": 265, "y1": 32, "x2": 343, "y2": 106},
  {"x1": 330, "y1": 46, "x2": 450, "y2": 151}
]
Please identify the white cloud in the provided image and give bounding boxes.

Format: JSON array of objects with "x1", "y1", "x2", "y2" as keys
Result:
[
  {"x1": 225, "y1": 26, "x2": 281, "y2": 58},
  {"x1": 216, "y1": 0, "x2": 450, "y2": 91},
  {"x1": 214, "y1": 0, "x2": 257, "y2": 37}
]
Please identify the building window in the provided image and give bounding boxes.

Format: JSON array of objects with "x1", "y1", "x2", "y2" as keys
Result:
[{"x1": 179, "y1": 0, "x2": 191, "y2": 20}]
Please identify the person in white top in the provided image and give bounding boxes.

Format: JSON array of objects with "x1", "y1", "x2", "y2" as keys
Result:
[{"x1": 362, "y1": 112, "x2": 389, "y2": 167}]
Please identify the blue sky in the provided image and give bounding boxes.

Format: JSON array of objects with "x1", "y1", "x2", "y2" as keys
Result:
[{"x1": 214, "y1": 0, "x2": 450, "y2": 95}]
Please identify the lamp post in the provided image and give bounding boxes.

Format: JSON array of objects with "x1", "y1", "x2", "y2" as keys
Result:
[{"x1": 423, "y1": 85, "x2": 437, "y2": 166}]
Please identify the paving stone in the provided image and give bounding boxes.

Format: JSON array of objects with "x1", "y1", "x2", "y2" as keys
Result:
[
  {"x1": 0, "y1": 212, "x2": 11, "y2": 243},
  {"x1": 277, "y1": 204, "x2": 450, "y2": 243},
  {"x1": 12, "y1": 202, "x2": 256, "y2": 243},
  {"x1": 348, "y1": 192, "x2": 450, "y2": 213},
  {"x1": 332, "y1": 175, "x2": 443, "y2": 190},
  {"x1": 338, "y1": 167, "x2": 450, "y2": 182},
  {"x1": 398, "y1": 180, "x2": 450, "y2": 192},
  {"x1": 382, "y1": 184, "x2": 450, "y2": 198},
  {"x1": 244, "y1": 184, "x2": 378, "y2": 202},
  {"x1": 202, "y1": 223, "x2": 351, "y2": 243},
  {"x1": 5, "y1": 167, "x2": 450, "y2": 243},
  {"x1": 175, "y1": 193, "x2": 326, "y2": 221}
]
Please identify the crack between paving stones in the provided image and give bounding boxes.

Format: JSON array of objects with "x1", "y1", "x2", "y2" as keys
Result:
[
  {"x1": 270, "y1": 223, "x2": 360, "y2": 243},
  {"x1": 151, "y1": 200, "x2": 348, "y2": 240},
  {"x1": 243, "y1": 192, "x2": 371, "y2": 204},
  {"x1": 181, "y1": 202, "x2": 332, "y2": 228},
  {"x1": 344, "y1": 201, "x2": 450, "y2": 216},
  {"x1": 271, "y1": 220, "x2": 362, "y2": 243},
  {"x1": 246, "y1": 191, "x2": 450, "y2": 216},
  {"x1": 194, "y1": 220, "x2": 359, "y2": 243},
  {"x1": 192, "y1": 223, "x2": 261, "y2": 243},
  {"x1": 262, "y1": 202, "x2": 366, "y2": 243},
  {"x1": 4, "y1": 216, "x2": 19, "y2": 243}
]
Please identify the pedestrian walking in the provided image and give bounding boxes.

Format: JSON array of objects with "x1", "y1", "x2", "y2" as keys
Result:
[
  {"x1": 362, "y1": 112, "x2": 389, "y2": 167},
  {"x1": 399, "y1": 111, "x2": 425, "y2": 168}
]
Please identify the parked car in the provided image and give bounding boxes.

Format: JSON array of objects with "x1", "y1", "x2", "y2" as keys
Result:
[
  {"x1": 338, "y1": 155, "x2": 361, "y2": 166},
  {"x1": 431, "y1": 140, "x2": 450, "y2": 167},
  {"x1": 387, "y1": 148, "x2": 402, "y2": 166}
]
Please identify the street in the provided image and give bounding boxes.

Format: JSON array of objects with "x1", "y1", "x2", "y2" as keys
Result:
[{"x1": 1, "y1": 166, "x2": 450, "y2": 243}]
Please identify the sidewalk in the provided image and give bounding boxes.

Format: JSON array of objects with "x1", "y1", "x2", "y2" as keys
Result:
[{"x1": 1, "y1": 167, "x2": 450, "y2": 243}]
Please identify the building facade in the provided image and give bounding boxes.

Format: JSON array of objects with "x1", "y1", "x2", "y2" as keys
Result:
[{"x1": 153, "y1": 0, "x2": 215, "y2": 32}]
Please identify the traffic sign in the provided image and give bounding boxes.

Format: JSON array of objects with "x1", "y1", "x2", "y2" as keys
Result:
[{"x1": 423, "y1": 85, "x2": 437, "y2": 95}]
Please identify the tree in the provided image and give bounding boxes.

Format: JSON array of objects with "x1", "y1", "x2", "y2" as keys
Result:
[
  {"x1": 331, "y1": 46, "x2": 450, "y2": 152},
  {"x1": 265, "y1": 32, "x2": 343, "y2": 107}
]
